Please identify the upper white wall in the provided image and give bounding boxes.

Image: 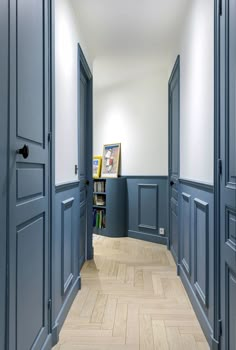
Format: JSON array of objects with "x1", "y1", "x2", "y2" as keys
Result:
[
  {"x1": 55, "y1": 0, "x2": 92, "y2": 185},
  {"x1": 93, "y1": 57, "x2": 169, "y2": 176},
  {"x1": 178, "y1": 0, "x2": 214, "y2": 183}
]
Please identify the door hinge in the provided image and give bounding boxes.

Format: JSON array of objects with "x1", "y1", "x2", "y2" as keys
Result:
[
  {"x1": 218, "y1": 159, "x2": 222, "y2": 176},
  {"x1": 48, "y1": 299, "x2": 52, "y2": 311},
  {"x1": 48, "y1": 132, "x2": 52, "y2": 143},
  {"x1": 219, "y1": 0, "x2": 223, "y2": 16}
]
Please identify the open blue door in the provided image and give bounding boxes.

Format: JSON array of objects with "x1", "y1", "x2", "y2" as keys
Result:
[
  {"x1": 8, "y1": 0, "x2": 51, "y2": 349},
  {"x1": 219, "y1": 1, "x2": 236, "y2": 349},
  {"x1": 168, "y1": 56, "x2": 180, "y2": 264},
  {"x1": 78, "y1": 46, "x2": 93, "y2": 269},
  {"x1": 0, "y1": 1, "x2": 9, "y2": 348}
]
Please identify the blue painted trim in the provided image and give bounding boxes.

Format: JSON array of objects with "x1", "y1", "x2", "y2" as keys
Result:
[
  {"x1": 128, "y1": 230, "x2": 167, "y2": 245},
  {"x1": 50, "y1": 0, "x2": 56, "y2": 334},
  {"x1": 213, "y1": 0, "x2": 221, "y2": 346},
  {"x1": 52, "y1": 276, "x2": 81, "y2": 347},
  {"x1": 179, "y1": 265, "x2": 214, "y2": 347},
  {"x1": 55, "y1": 181, "x2": 80, "y2": 193},
  {"x1": 193, "y1": 199, "x2": 209, "y2": 310},
  {"x1": 179, "y1": 178, "x2": 214, "y2": 193}
]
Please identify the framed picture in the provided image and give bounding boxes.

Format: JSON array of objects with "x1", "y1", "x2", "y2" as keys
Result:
[
  {"x1": 93, "y1": 156, "x2": 102, "y2": 178},
  {"x1": 101, "y1": 143, "x2": 121, "y2": 178}
]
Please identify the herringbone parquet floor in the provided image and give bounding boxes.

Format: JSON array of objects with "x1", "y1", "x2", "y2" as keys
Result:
[{"x1": 53, "y1": 235, "x2": 209, "y2": 350}]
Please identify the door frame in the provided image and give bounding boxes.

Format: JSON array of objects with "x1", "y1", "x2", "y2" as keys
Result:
[
  {"x1": 213, "y1": 0, "x2": 222, "y2": 347},
  {"x1": 77, "y1": 44, "x2": 93, "y2": 262},
  {"x1": 168, "y1": 55, "x2": 180, "y2": 265}
]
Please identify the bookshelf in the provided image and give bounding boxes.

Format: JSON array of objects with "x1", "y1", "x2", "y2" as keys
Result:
[{"x1": 93, "y1": 178, "x2": 126, "y2": 237}]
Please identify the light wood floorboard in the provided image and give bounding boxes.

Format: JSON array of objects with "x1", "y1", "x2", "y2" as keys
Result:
[{"x1": 53, "y1": 235, "x2": 209, "y2": 350}]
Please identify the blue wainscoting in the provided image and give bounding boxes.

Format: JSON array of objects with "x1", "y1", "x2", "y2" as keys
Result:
[
  {"x1": 52, "y1": 181, "x2": 81, "y2": 345},
  {"x1": 127, "y1": 177, "x2": 168, "y2": 244},
  {"x1": 178, "y1": 179, "x2": 214, "y2": 346}
]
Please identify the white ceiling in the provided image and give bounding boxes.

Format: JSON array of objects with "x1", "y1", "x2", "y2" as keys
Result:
[{"x1": 71, "y1": 0, "x2": 190, "y2": 60}]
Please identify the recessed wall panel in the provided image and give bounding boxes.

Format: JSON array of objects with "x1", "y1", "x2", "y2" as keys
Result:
[
  {"x1": 194, "y1": 199, "x2": 209, "y2": 308},
  {"x1": 181, "y1": 193, "x2": 191, "y2": 276},
  {"x1": 138, "y1": 184, "x2": 158, "y2": 230},
  {"x1": 61, "y1": 198, "x2": 74, "y2": 295}
]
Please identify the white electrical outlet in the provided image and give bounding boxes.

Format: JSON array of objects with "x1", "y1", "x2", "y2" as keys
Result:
[{"x1": 159, "y1": 228, "x2": 165, "y2": 235}]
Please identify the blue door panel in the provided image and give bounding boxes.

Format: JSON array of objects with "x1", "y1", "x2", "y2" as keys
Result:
[
  {"x1": 228, "y1": 270, "x2": 236, "y2": 350},
  {"x1": 171, "y1": 83, "x2": 179, "y2": 176},
  {"x1": 8, "y1": 0, "x2": 50, "y2": 349},
  {"x1": 17, "y1": 216, "x2": 45, "y2": 350},
  {"x1": 17, "y1": 0, "x2": 44, "y2": 144},
  {"x1": 17, "y1": 166, "x2": 44, "y2": 200}
]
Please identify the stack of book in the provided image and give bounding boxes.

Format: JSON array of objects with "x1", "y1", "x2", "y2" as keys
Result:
[
  {"x1": 93, "y1": 209, "x2": 106, "y2": 229},
  {"x1": 94, "y1": 181, "x2": 106, "y2": 193},
  {"x1": 93, "y1": 194, "x2": 105, "y2": 206}
]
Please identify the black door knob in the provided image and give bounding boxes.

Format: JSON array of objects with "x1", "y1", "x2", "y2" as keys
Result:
[
  {"x1": 17, "y1": 144, "x2": 29, "y2": 159},
  {"x1": 170, "y1": 181, "x2": 174, "y2": 186}
]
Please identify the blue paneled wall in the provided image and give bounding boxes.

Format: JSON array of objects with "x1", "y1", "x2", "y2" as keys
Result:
[
  {"x1": 52, "y1": 182, "x2": 81, "y2": 344},
  {"x1": 178, "y1": 180, "x2": 214, "y2": 346},
  {"x1": 127, "y1": 177, "x2": 168, "y2": 245}
]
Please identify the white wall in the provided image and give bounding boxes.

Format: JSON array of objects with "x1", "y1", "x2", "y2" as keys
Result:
[
  {"x1": 55, "y1": 0, "x2": 92, "y2": 184},
  {"x1": 178, "y1": 0, "x2": 214, "y2": 184},
  {"x1": 93, "y1": 57, "x2": 169, "y2": 176}
]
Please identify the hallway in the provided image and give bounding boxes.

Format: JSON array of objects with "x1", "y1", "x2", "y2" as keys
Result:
[{"x1": 54, "y1": 236, "x2": 209, "y2": 350}]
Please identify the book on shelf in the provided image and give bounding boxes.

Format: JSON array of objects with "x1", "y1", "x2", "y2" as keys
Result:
[
  {"x1": 93, "y1": 194, "x2": 105, "y2": 206},
  {"x1": 93, "y1": 209, "x2": 106, "y2": 229},
  {"x1": 93, "y1": 180, "x2": 106, "y2": 193}
]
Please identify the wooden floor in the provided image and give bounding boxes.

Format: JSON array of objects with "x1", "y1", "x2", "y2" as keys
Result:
[{"x1": 53, "y1": 235, "x2": 209, "y2": 350}]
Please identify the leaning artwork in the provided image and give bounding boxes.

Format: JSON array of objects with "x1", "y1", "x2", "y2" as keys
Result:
[{"x1": 101, "y1": 143, "x2": 121, "y2": 178}]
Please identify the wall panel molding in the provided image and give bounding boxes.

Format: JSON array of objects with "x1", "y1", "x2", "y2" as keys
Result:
[
  {"x1": 194, "y1": 198, "x2": 209, "y2": 309},
  {"x1": 138, "y1": 184, "x2": 158, "y2": 230},
  {"x1": 127, "y1": 177, "x2": 168, "y2": 244},
  {"x1": 61, "y1": 197, "x2": 74, "y2": 296},
  {"x1": 179, "y1": 178, "x2": 214, "y2": 193},
  {"x1": 181, "y1": 192, "x2": 191, "y2": 278}
]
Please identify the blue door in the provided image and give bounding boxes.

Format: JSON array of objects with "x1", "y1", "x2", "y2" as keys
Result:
[
  {"x1": 219, "y1": 1, "x2": 236, "y2": 349},
  {"x1": 8, "y1": 0, "x2": 50, "y2": 349},
  {"x1": 78, "y1": 48, "x2": 93, "y2": 269},
  {"x1": 168, "y1": 57, "x2": 180, "y2": 264},
  {"x1": 0, "y1": 0, "x2": 8, "y2": 348},
  {"x1": 79, "y1": 68, "x2": 88, "y2": 268}
]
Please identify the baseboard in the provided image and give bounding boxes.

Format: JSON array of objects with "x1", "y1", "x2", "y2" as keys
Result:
[
  {"x1": 179, "y1": 266, "x2": 214, "y2": 347},
  {"x1": 128, "y1": 230, "x2": 167, "y2": 245},
  {"x1": 52, "y1": 276, "x2": 81, "y2": 346},
  {"x1": 42, "y1": 335, "x2": 52, "y2": 350}
]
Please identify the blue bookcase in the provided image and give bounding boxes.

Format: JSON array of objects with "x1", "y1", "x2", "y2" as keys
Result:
[{"x1": 93, "y1": 178, "x2": 127, "y2": 237}]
